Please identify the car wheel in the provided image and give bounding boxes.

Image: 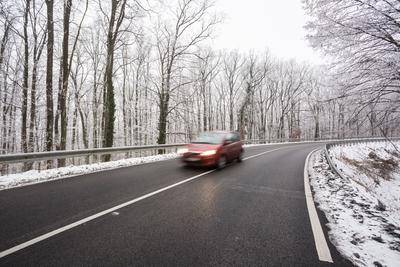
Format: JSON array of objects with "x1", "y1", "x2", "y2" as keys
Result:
[
  {"x1": 237, "y1": 150, "x2": 243, "y2": 162},
  {"x1": 217, "y1": 155, "x2": 226, "y2": 169}
]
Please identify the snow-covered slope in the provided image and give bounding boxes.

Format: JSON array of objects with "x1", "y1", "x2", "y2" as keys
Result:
[{"x1": 310, "y1": 141, "x2": 400, "y2": 267}]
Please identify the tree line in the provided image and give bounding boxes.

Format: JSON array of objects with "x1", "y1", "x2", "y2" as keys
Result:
[{"x1": 0, "y1": 0, "x2": 398, "y2": 167}]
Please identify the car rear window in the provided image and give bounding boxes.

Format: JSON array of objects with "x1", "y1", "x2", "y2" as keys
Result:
[
  {"x1": 226, "y1": 132, "x2": 240, "y2": 142},
  {"x1": 192, "y1": 132, "x2": 225, "y2": 144}
]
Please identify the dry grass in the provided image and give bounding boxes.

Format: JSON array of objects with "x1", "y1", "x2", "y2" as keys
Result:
[{"x1": 342, "y1": 150, "x2": 398, "y2": 184}]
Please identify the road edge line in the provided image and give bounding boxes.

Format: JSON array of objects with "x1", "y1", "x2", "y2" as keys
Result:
[{"x1": 304, "y1": 148, "x2": 333, "y2": 263}]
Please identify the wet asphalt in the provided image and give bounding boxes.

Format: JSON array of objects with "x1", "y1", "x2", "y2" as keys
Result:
[{"x1": 0, "y1": 143, "x2": 354, "y2": 266}]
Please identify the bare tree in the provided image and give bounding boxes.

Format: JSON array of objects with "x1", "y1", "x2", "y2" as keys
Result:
[
  {"x1": 194, "y1": 48, "x2": 219, "y2": 131},
  {"x1": 56, "y1": 0, "x2": 88, "y2": 166},
  {"x1": 221, "y1": 51, "x2": 243, "y2": 131},
  {"x1": 304, "y1": 0, "x2": 400, "y2": 134},
  {"x1": 101, "y1": 0, "x2": 127, "y2": 161},
  {"x1": 83, "y1": 25, "x2": 104, "y2": 149},
  {"x1": 0, "y1": 10, "x2": 12, "y2": 156},
  {"x1": 237, "y1": 53, "x2": 267, "y2": 139},
  {"x1": 305, "y1": 70, "x2": 324, "y2": 139},
  {"x1": 28, "y1": 0, "x2": 47, "y2": 155},
  {"x1": 45, "y1": 0, "x2": 54, "y2": 160},
  {"x1": 21, "y1": 0, "x2": 30, "y2": 156},
  {"x1": 154, "y1": 0, "x2": 218, "y2": 145},
  {"x1": 275, "y1": 61, "x2": 307, "y2": 139}
]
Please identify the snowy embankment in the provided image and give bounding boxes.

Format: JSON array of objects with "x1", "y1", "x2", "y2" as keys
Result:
[
  {"x1": 0, "y1": 153, "x2": 178, "y2": 191},
  {"x1": 309, "y1": 141, "x2": 400, "y2": 267}
]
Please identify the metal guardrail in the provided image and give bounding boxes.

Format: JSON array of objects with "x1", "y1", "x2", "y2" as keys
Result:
[
  {"x1": 324, "y1": 137, "x2": 400, "y2": 181},
  {"x1": 0, "y1": 136, "x2": 397, "y2": 165},
  {"x1": 324, "y1": 143, "x2": 350, "y2": 181},
  {"x1": 242, "y1": 138, "x2": 335, "y2": 145},
  {"x1": 0, "y1": 138, "x2": 316, "y2": 165},
  {"x1": 243, "y1": 136, "x2": 394, "y2": 145},
  {"x1": 0, "y1": 143, "x2": 188, "y2": 164}
]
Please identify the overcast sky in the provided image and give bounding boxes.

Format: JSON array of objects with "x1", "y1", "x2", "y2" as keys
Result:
[{"x1": 211, "y1": 0, "x2": 324, "y2": 64}]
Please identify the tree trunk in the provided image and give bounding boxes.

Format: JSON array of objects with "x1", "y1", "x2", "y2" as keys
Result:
[
  {"x1": 314, "y1": 109, "x2": 320, "y2": 140},
  {"x1": 28, "y1": 57, "x2": 38, "y2": 153},
  {"x1": 78, "y1": 108, "x2": 88, "y2": 149},
  {"x1": 21, "y1": 0, "x2": 30, "y2": 157},
  {"x1": 54, "y1": 55, "x2": 63, "y2": 152},
  {"x1": 71, "y1": 108, "x2": 77, "y2": 150},
  {"x1": 157, "y1": 94, "x2": 169, "y2": 145},
  {"x1": 102, "y1": 0, "x2": 127, "y2": 161},
  {"x1": 58, "y1": 0, "x2": 72, "y2": 167},
  {"x1": 102, "y1": 30, "x2": 116, "y2": 160},
  {"x1": 45, "y1": 0, "x2": 54, "y2": 167},
  {"x1": 0, "y1": 21, "x2": 11, "y2": 157},
  {"x1": 229, "y1": 95, "x2": 234, "y2": 131},
  {"x1": 28, "y1": 23, "x2": 45, "y2": 154},
  {"x1": 92, "y1": 61, "x2": 98, "y2": 149}
]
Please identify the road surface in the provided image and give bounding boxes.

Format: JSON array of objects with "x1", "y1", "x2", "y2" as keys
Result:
[{"x1": 0, "y1": 143, "x2": 353, "y2": 266}]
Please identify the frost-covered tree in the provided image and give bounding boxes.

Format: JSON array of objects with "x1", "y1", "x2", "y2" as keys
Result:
[{"x1": 303, "y1": 0, "x2": 400, "y2": 135}]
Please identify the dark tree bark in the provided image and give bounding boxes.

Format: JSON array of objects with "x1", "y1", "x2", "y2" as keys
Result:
[
  {"x1": 0, "y1": 20, "x2": 11, "y2": 158},
  {"x1": 0, "y1": 20, "x2": 10, "y2": 69},
  {"x1": 55, "y1": 0, "x2": 87, "y2": 165},
  {"x1": 21, "y1": 0, "x2": 30, "y2": 157},
  {"x1": 102, "y1": 0, "x2": 127, "y2": 161},
  {"x1": 45, "y1": 0, "x2": 54, "y2": 161},
  {"x1": 58, "y1": 0, "x2": 72, "y2": 167},
  {"x1": 28, "y1": 0, "x2": 46, "y2": 155}
]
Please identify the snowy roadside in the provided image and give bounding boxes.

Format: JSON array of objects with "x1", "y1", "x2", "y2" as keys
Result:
[
  {"x1": 0, "y1": 153, "x2": 178, "y2": 191},
  {"x1": 0, "y1": 143, "x2": 264, "y2": 191},
  {"x1": 309, "y1": 142, "x2": 400, "y2": 267}
]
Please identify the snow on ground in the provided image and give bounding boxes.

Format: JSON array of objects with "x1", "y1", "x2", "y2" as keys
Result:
[
  {"x1": 0, "y1": 144, "x2": 264, "y2": 191},
  {"x1": 0, "y1": 153, "x2": 178, "y2": 191},
  {"x1": 309, "y1": 141, "x2": 400, "y2": 267}
]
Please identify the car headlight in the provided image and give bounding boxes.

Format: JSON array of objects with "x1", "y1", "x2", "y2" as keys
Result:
[
  {"x1": 201, "y1": 150, "x2": 217, "y2": 156},
  {"x1": 177, "y1": 148, "x2": 189, "y2": 154}
]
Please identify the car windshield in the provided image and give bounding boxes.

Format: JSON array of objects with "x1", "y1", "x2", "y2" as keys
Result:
[{"x1": 192, "y1": 132, "x2": 225, "y2": 144}]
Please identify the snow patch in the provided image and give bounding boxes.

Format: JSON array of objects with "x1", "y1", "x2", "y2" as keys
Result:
[
  {"x1": 0, "y1": 153, "x2": 178, "y2": 191},
  {"x1": 309, "y1": 141, "x2": 400, "y2": 267}
]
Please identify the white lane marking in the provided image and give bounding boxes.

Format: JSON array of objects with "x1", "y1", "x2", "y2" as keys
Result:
[
  {"x1": 0, "y1": 147, "x2": 284, "y2": 258},
  {"x1": 243, "y1": 147, "x2": 282, "y2": 161},
  {"x1": 304, "y1": 149, "x2": 333, "y2": 263}
]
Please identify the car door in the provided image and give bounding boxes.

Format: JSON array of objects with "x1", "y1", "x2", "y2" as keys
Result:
[
  {"x1": 223, "y1": 133, "x2": 235, "y2": 161},
  {"x1": 232, "y1": 132, "x2": 242, "y2": 158}
]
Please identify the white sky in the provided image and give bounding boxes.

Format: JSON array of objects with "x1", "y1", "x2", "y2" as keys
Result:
[{"x1": 211, "y1": 0, "x2": 324, "y2": 64}]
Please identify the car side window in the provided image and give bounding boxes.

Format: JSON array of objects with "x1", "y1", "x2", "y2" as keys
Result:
[
  {"x1": 226, "y1": 132, "x2": 240, "y2": 142},
  {"x1": 234, "y1": 133, "x2": 240, "y2": 142},
  {"x1": 226, "y1": 133, "x2": 234, "y2": 142}
]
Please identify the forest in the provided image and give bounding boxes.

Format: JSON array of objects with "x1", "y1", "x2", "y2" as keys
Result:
[{"x1": 0, "y1": 0, "x2": 398, "y2": 164}]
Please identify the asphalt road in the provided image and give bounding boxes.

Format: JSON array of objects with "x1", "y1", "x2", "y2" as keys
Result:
[{"x1": 0, "y1": 143, "x2": 354, "y2": 266}]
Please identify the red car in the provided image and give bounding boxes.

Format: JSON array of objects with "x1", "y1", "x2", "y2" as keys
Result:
[{"x1": 179, "y1": 131, "x2": 244, "y2": 168}]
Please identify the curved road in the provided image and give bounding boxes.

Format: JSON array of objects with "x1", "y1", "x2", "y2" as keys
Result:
[{"x1": 0, "y1": 143, "x2": 353, "y2": 266}]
